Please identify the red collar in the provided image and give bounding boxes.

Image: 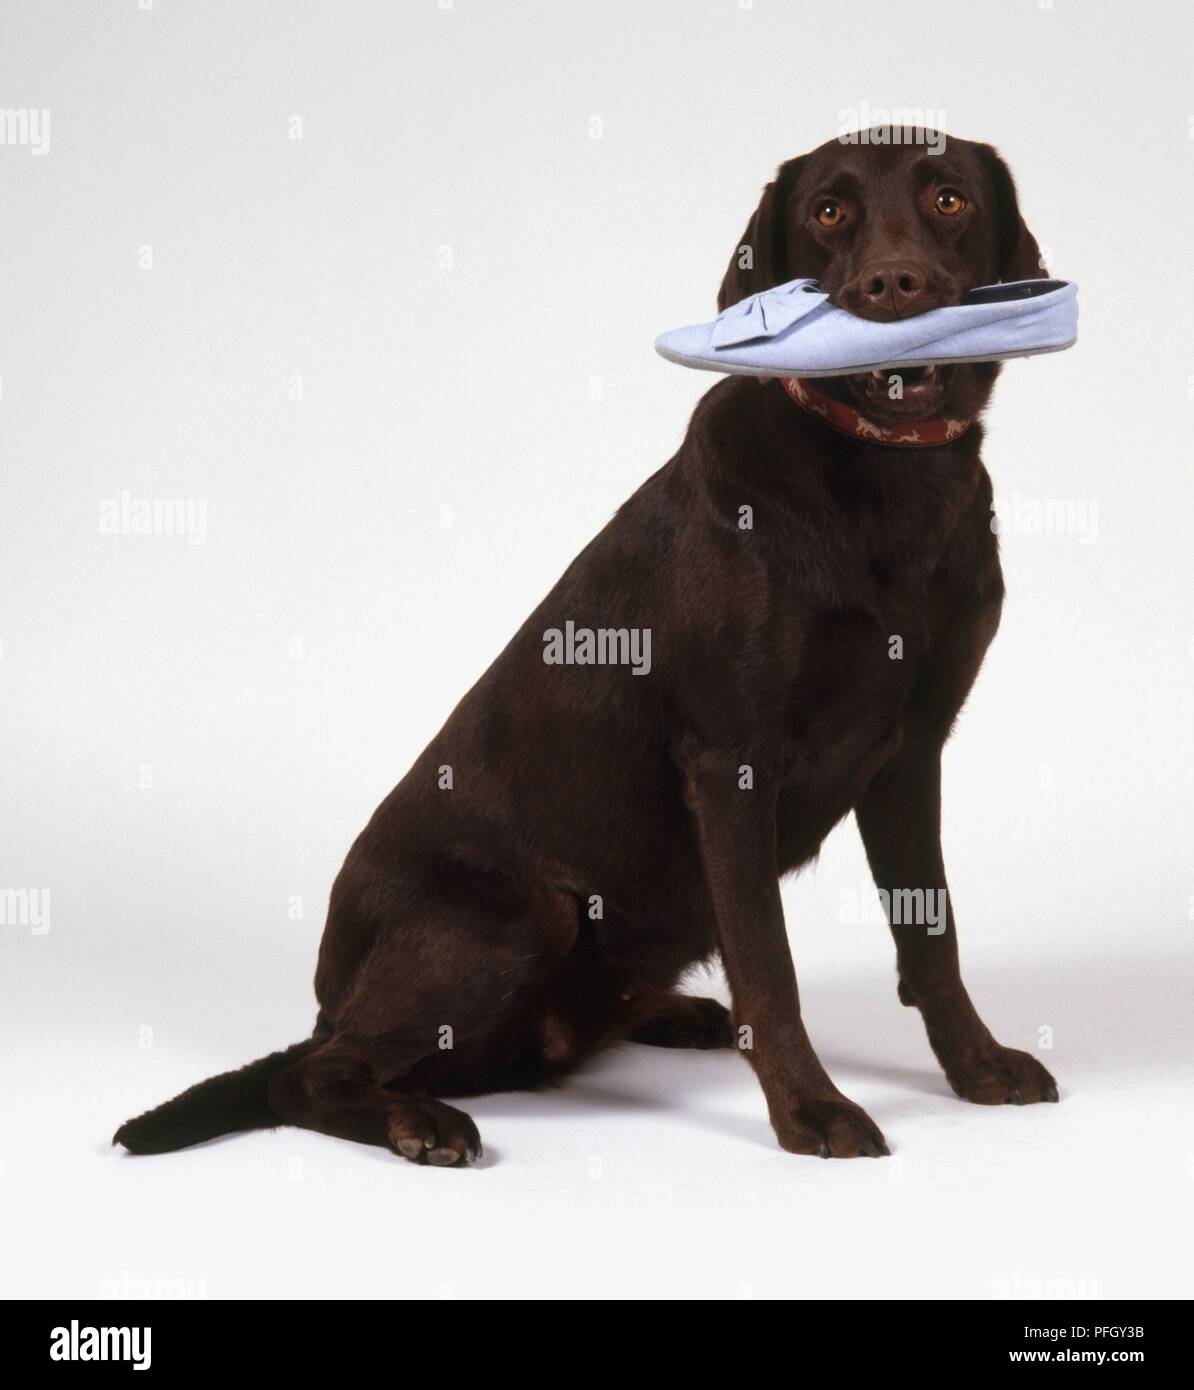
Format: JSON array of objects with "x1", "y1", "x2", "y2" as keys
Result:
[{"x1": 782, "y1": 376, "x2": 972, "y2": 448}]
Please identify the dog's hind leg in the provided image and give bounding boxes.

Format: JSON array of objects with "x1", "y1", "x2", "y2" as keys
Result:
[
  {"x1": 271, "y1": 868, "x2": 584, "y2": 1162},
  {"x1": 266, "y1": 1038, "x2": 483, "y2": 1166},
  {"x1": 627, "y1": 991, "x2": 734, "y2": 1049}
]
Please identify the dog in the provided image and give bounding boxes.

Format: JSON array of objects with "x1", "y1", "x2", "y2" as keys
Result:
[{"x1": 116, "y1": 129, "x2": 1058, "y2": 1164}]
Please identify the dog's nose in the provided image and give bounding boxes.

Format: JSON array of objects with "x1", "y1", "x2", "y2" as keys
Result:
[{"x1": 856, "y1": 262, "x2": 934, "y2": 319}]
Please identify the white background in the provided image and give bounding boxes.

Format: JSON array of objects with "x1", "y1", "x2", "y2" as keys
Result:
[{"x1": 2, "y1": 0, "x2": 1192, "y2": 1300}]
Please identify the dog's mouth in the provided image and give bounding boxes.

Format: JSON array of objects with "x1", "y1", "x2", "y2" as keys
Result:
[{"x1": 844, "y1": 362, "x2": 951, "y2": 421}]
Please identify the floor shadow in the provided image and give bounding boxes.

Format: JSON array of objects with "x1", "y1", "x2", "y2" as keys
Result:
[{"x1": 463, "y1": 942, "x2": 1192, "y2": 1143}]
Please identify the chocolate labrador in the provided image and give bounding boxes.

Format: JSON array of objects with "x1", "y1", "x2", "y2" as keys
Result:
[{"x1": 116, "y1": 129, "x2": 1058, "y2": 1164}]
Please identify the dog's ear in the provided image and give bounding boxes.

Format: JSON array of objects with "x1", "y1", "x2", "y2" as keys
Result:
[
  {"x1": 717, "y1": 156, "x2": 805, "y2": 310},
  {"x1": 977, "y1": 144, "x2": 1045, "y2": 282}
]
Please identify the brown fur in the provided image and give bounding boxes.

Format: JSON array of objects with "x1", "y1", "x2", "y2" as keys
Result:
[{"x1": 116, "y1": 130, "x2": 1058, "y2": 1164}]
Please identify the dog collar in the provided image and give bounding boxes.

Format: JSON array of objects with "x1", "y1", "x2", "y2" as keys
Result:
[{"x1": 782, "y1": 376, "x2": 972, "y2": 449}]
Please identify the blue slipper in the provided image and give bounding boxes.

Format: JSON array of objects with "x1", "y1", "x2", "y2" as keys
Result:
[{"x1": 655, "y1": 277, "x2": 1078, "y2": 378}]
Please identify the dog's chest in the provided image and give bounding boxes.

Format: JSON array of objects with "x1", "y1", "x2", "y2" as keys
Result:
[{"x1": 779, "y1": 553, "x2": 964, "y2": 777}]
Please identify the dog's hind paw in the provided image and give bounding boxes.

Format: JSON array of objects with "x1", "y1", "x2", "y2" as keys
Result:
[{"x1": 386, "y1": 1099, "x2": 482, "y2": 1166}]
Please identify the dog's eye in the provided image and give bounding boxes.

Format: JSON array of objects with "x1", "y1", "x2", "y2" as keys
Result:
[
  {"x1": 935, "y1": 188, "x2": 966, "y2": 216},
  {"x1": 815, "y1": 199, "x2": 844, "y2": 227}
]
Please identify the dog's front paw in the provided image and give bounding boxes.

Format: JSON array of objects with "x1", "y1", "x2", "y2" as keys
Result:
[
  {"x1": 773, "y1": 1096, "x2": 890, "y2": 1159},
  {"x1": 943, "y1": 1043, "x2": 1059, "y2": 1106}
]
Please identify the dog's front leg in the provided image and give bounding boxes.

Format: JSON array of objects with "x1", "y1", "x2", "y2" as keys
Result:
[
  {"x1": 856, "y1": 750, "x2": 1059, "y2": 1106},
  {"x1": 685, "y1": 753, "x2": 888, "y2": 1158}
]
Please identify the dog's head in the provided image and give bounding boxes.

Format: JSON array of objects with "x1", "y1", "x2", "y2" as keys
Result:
[{"x1": 719, "y1": 130, "x2": 1044, "y2": 424}]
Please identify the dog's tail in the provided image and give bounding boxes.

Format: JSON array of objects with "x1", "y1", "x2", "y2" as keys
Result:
[{"x1": 113, "y1": 1039, "x2": 319, "y2": 1154}]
